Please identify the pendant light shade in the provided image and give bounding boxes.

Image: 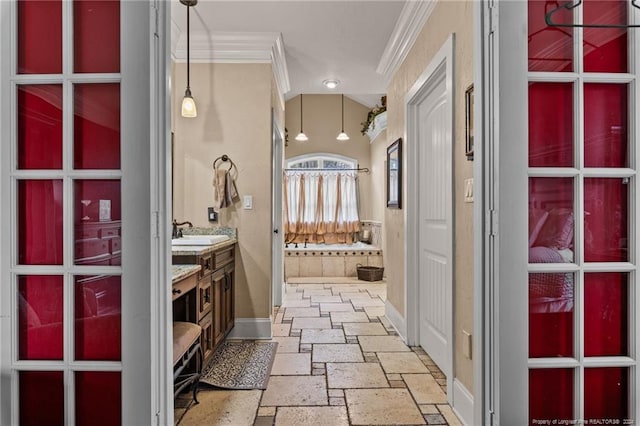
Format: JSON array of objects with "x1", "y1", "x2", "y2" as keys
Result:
[
  {"x1": 181, "y1": 0, "x2": 197, "y2": 118},
  {"x1": 181, "y1": 88, "x2": 197, "y2": 117},
  {"x1": 336, "y1": 94, "x2": 349, "y2": 141},
  {"x1": 295, "y1": 94, "x2": 308, "y2": 142}
]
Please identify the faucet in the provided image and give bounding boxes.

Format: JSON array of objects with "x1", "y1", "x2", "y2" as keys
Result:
[
  {"x1": 304, "y1": 238, "x2": 308, "y2": 248},
  {"x1": 172, "y1": 220, "x2": 193, "y2": 239}
]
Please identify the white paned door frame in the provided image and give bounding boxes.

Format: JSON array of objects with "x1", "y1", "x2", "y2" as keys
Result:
[
  {"x1": 0, "y1": 1, "x2": 171, "y2": 424},
  {"x1": 483, "y1": 0, "x2": 640, "y2": 423}
]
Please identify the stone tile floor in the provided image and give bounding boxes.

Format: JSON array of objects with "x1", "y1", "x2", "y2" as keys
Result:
[{"x1": 177, "y1": 277, "x2": 461, "y2": 425}]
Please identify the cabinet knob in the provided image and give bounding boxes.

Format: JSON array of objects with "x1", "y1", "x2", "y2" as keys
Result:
[{"x1": 172, "y1": 288, "x2": 182, "y2": 295}]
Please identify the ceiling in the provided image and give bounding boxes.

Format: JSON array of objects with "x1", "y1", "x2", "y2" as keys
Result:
[{"x1": 170, "y1": 1, "x2": 407, "y2": 107}]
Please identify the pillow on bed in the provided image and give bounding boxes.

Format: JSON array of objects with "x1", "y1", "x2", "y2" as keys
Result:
[
  {"x1": 529, "y1": 208, "x2": 549, "y2": 248},
  {"x1": 528, "y1": 246, "x2": 567, "y2": 298},
  {"x1": 534, "y1": 208, "x2": 574, "y2": 249}
]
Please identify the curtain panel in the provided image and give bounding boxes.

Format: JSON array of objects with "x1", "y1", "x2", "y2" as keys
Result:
[{"x1": 283, "y1": 171, "x2": 360, "y2": 244}]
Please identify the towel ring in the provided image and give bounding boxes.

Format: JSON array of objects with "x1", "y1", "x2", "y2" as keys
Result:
[{"x1": 213, "y1": 154, "x2": 236, "y2": 173}]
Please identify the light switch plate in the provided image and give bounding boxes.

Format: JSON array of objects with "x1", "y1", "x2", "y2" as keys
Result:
[
  {"x1": 243, "y1": 195, "x2": 253, "y2": 210},
  {"x1": 464, "y1": 178, "x2": 474, "y2": 203},
  {"x1": 462, "y1": 330, "x2": 472, "y2": 359}
]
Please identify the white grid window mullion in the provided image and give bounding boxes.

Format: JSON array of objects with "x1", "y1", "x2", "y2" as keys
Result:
[
  {"x1": 62, "y1": 0, "x2": 72, "y2": 79},
  {"x1": 63, "y1": 2, "x2": 73, "y2": 422},
  {"x1": 527, "y1": 72, "x2": 578, "y2": 82},
  {"x1": 575, "y1": 3, "x2": 583, "y2": 75},
  {"x1": 528, "y1": 167, "x2": 579, "y2": 177},
  {"x1": 574, "y1": 2, "x2": 583, "y2": 395},
  {"x1": 64, "y1": 367, "x2": 71, "y2": 426},
  {"x1": 634, "y1": 6, "x2": 640, "y2": 421},
  {"x1": 575, "y1": 267, "x2": 585, "y2": 418},
  {"x1": 575, "y1": 75, "x2": 584, "y2": 172},
  {"x1": 575, "y1": 63, "x2": 585, "y2": 425},
  {"x1": 63, "y1": 74, "x2": 74, "y2": 418}
]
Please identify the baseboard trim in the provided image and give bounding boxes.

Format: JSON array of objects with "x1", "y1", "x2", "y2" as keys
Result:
[
  {"x1": 452, "y1": 379, "x2": 474, "y2": 425},
  {"x1": 226, "y1": 318, "x2": 272, "y2": 340},
  {"x1": 385, "y1": 301, "x2": 407, "y2": 340}
]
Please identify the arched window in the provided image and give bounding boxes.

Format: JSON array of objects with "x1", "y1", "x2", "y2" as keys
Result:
[
  {"x1": 283, "y1": 153, "x2": 360, "y2": 244},
  {"x1": 286, "y1": 153, "x2": 357, "y2": 170}
]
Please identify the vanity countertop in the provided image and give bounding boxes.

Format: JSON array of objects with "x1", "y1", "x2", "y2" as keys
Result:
[
  {"x1": 171, "y1": 264, "x2": 201, "y2": 283},
  {"x1": 171, "y1": 238, "x2": 237, "y2": 257}
]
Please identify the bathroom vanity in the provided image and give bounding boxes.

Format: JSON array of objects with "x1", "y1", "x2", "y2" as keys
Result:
[{"x1": 172, "y1": 237, "x2": 236, "y2": 365}]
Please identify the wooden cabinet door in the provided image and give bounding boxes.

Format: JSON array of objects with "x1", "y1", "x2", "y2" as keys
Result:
[
  {"x1": 198, "y1": 276, "x2": 212, "y2": 321},
  {"x1": 199, "y1": 312, "x2": 214, "y2": 364},
  {"x1": 211, "y1": 269, "x2": 225, "y2": 346},
  {"x1": 223, "y1": 264, "x2": 235, "y2": 334}
]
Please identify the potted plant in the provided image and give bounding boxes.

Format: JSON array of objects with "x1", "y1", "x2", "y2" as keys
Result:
[{"x1": 360, "y1": 95, "x2": 387, "y2": 135}]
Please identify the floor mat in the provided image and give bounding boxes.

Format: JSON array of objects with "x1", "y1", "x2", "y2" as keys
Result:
[{"x1": 199, "y1": 340, "x2": 278, "y2": 390}]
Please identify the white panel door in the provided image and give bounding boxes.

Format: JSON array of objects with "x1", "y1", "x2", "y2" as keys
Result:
[
  {"x1": 272, "y1": 116, "x2": 284, "y2": 306},
  {"x1": 418, "y1": 74, "x2": 452, "y2": 373}
]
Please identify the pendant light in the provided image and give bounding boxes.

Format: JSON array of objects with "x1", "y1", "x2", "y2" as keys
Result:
[
  {"x1": 295, "y1": 94, "x2": 308, "y2": 142},
  {"x1": 181, "y1": 0, "x2": 197, "y2": 118},
  {"x1": 336, "y1": 94, "x2": 350, "y2": 141}
]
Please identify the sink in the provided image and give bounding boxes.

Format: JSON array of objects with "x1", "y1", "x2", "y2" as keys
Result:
[{"x1": 172, "y1": 235, "x2": 230, "y2": 246}]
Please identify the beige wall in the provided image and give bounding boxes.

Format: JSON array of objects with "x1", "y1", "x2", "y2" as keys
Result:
[
  {"x1": 369, "y1": 130, "x2": 388, "y2": 224},
  {"x1": 284, "y1": 94, "x2": 374, "y2": 220},
  {"x1": 172, "y1": 62, "x2": 276, "y2": 320},
  {"x1": 385, "y1": 1, "x2": 474, "y2": 391}
]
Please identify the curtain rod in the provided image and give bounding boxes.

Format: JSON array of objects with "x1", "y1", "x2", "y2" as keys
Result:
[{"x1": 284, "y1": 167, "x2": 369, "y2": 173}]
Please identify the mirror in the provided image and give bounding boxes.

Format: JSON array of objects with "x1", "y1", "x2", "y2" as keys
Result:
[{"x1": 386, "y1": 138, "x2": 402, "y2": 209}]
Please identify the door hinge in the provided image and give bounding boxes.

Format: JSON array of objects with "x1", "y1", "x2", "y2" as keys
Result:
[
  {"x1": 489, "y1": 209, "x2": 498, "y2": 236},
  {"x1": 489, "y1": 2, "x2": 498, "y2": 34},
  {"x1": 152, "y1": 211, "x2": 160, "y2": 238},
  {"x1": 152, "y1": 2, "x2": 159, "y2": 38}
]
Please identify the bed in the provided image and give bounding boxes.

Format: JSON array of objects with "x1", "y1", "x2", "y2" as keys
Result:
[{"x1": 528, "y1": 207, "x2": 574, "y2": 314}]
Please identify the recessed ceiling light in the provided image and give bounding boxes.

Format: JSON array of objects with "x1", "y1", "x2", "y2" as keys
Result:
[{"x1": 322, "y1": 79, "x2": 339, "y2": 89}]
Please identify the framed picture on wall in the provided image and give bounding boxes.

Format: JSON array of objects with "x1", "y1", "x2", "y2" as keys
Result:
[
  {"x1": 386, "y1": 138, "x2": 402, "y2": 209},
  {"x1": 465, "y1": 84, "x2": 474, "y2": 160}
]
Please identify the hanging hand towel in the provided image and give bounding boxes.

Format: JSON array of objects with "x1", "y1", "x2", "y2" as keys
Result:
[
  {"x1": 225, "y1": 170, "x2": 240, "y2": 205},
  {"x1": 213, "y1": 168, "x2": 228, "y2": 209}
]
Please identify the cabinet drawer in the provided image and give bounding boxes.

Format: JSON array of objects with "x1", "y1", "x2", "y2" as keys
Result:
[
  {"x1": 199, "y1": 312, "x2": 214, "y2": 364},
  {"x1": 199, "y1": 253, "x2": 214, "y2": 278},
  {"x1": 213, "y1": 247, "x2": 234, "y2": 269},
  {"x1": 172, "y1": 273, "x2": 197, "y2": 302},
  {"x1": 110, "y1": 237, "x2": 121, "y2": 254},
  {"x1": 198, "y1": 277, "x2": 212, "y2": 319},
  {"x1": 99, "y1": 226, "x2": 120, "y2": 239},
  {"x1": 75, "y1": 239, "x2": 110, "y2": 264}
]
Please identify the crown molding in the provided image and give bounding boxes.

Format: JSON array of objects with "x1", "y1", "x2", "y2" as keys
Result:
[
  {"x1": 174, "y1": 31, "x2": 276, "y2": 62},
  {"x1": 271, "y1": 35, "x2": 291, "y2": 102},
  {"x1": 172, "y1": 25, "x2": 290, "y2": 102},
  {"x1": 376, "y1": 0, "x2": 437, "y2": 82}
]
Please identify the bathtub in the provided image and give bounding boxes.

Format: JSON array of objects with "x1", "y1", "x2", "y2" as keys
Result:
[{"x1": 284, "y1": 242, "x2": 383, "y2": 278}]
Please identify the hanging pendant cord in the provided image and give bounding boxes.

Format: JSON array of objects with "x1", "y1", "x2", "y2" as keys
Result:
[
  {"x1": 341, "y1": 94, "x2": 345, "y2": 132},
  {"x1": 186, "y1": 5, "x2": 191, "y2": 90},
  {"x1": 300, "y1": 95, "x2": 304, "y2": 132}
]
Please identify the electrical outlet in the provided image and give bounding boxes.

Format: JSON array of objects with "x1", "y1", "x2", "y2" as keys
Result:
[{"x1": 207, "y1": 207, "x2": 217, "y2": 222}]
